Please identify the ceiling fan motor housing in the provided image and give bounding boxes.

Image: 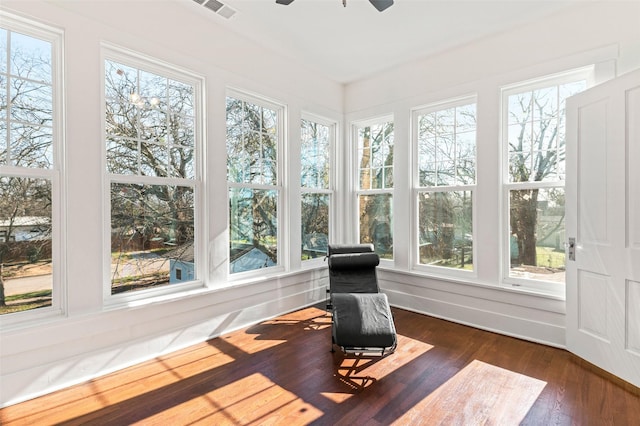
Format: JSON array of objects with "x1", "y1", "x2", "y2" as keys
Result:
[{"x1": 275, "y1": 0, "x2": 394, "y2": 12}]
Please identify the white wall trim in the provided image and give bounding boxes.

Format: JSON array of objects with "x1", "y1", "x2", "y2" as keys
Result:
[
  {"x1": 378, "y1": 269, "x2": 566, "y2": 347},
  {"x1": 0, "y1": 269, "x2": 328, "y2": 408}
]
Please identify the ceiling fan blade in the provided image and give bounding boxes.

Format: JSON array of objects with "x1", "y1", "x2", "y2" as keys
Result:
[
  {"x1": 276, "y1": 0, "x2": 295, "y2": 5},
  {"x1": 369, "y1": 0, "x2": 393, "y2": 12}
]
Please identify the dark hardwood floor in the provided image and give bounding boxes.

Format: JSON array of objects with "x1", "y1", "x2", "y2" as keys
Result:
[{"x1": 1, "y1": 306, "x2": 639, "y2": 425}]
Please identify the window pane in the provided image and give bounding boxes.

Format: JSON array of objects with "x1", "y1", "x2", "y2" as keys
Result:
[
  {"x1": 139, "y1": 70, "x2": 166, "y2": 107},
  {"x1": 169, "y1": 146, "x2": 194, "y2": 179},
  {"x1": 301, "y1": 119, "x2": 330, "y2": 189},
  {"x1": 359, "y1": 193, "x2": 393, "y2": 259},
  {"x1": 0, "y1": 121, "x2": 6, "y2": 165},
  {"x1": 168, "y1": 80, "x2": 194, "y2": 117},
  {"x1": 261, "y1": 134, "x2": 277, "y2": 186},
  {"x1": 300, "y1": 117, "x2": 332, "y2": 262},
  {"x1": 105, "y1": 99, "x2": 137, "y2": 138},
  {"x1": 1, "y1": 31, "x2": 53, "y2": 169},
  {"x1": 359, "y1": 167, "x2": 371, "y2": 190},
  {"x1": 105, "y1": 61, "x2": 136, "y2": 100},
  {"x1": 507, "y1": 91, "x2": 532, "y2": 125},
  {"x1": 106, "y1": 137, "x2": 138, "y2": 175},
  {"x1": 138, "y1": 108, "x2": 167, "y2": 142},
  {"x1": 172, "y1": 114, "x2": 194, "y2": 148},
  {"x1": 262, "y1": 107, "x2": 278, "y2": 134},
  {"x1": 10, "y1": 123, "x2": 53, "y2": 168},
  {"x1": 110, "y1": 183, "x2": 195, "y2": 294},
  {"x1": 437, "y1": 160, "x2": 456, "y2": 186},
  {"x1": 436, "y1": 108, "x2": 455, "y2": 134},
  {"x1": 0, "y1": 28, "x2": 7, "y2": 75},
  {"x1": 418, "y1": 191, "x2": 473, "y2": 270},
  {"x1": 10, "y1": 78, "x2": 53, "y2": 126},
  {"x1": 507, "y1": 81, "x2": 585, "y2": 183},
  {"x1": 301, "y1": 193, "x2": 329, "y2": 260},
  {"x1": 417, "y1": 103, "x2": 476, "y2": 187},
  {"x1": 357, "y1": 121, "x2": 394, "y2": 190},
  {"x1": 0, "y1": 176, "x2": 53, "y2": 315},
  {"x1": 105, "y1": 60, "x2": 196, "y2": 179},
  {"x1": 243, "y1": 103, "x2": 261, "y2": 132},
  {"x1": 457, "y1": 131, "x2": 476, "y2": 185},
  {"x1": 227, "y1": 149, "x2": 248, "y2": 183},
  {"x1": 226, "y1": 97, "x2": 279, "y2": 185},
  {"x1": 229, "y1": 188, "x2": 278, "y2": 273},
  {"x1": 140, "y1": 141, "x2": 168, "y2": 177},
  {"x1": 456, "y1": 104, "x2": 476, "y2": 131},
  {"x1": 10, "y1": 32, "x2": 52, "y2": 82},
  {"x1": 509, "y1": 187, "x2": 565, "y2": 283}
]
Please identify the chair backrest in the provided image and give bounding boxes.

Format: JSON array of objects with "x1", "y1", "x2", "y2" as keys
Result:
[
  {"x1": 327, "y1": 244, "x2": 380, "y2": 294},
  {"x1": 327, "y1": 243, "x2": 374, "y2": 256}
]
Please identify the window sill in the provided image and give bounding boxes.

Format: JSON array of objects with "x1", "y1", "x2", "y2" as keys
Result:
[
  {"x1": 103, "y1": 281, "x2": 210, "y2": 311},
  {"x1": 377, "y1": 266, "x2": 566, "y2": 304},
  {"x1": 0, "y1": 307, "x2": 67, "y2": 333}
]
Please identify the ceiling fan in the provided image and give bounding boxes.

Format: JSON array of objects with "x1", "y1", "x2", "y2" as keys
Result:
[{"x1": 276, "y1": 0, "x2": 394, "y2": 12}]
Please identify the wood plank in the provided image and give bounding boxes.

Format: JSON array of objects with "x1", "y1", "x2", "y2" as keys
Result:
[{"x1": 1, "y1": 306, "x2": 638, "y2": 425}]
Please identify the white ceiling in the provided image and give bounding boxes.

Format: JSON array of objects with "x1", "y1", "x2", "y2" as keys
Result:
[{"x1": 194, "y1": 0, "x2": 583, "y2": 84}]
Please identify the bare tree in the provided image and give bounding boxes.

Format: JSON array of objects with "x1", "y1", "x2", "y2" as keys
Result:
[
  {"x1": 300, "y1": 120, "x2": 330, "y2": 259},
  {"x1": 416, "y1": 105, "x2": 476, "y2": 268},
  {"x1": 105, "y1": 60, "x2": 196, "y2": 292},
  {"x1": 1, "y1": 30, "x2": 54, "y2": 309},
  {"x1": 226, "y1": 97, "x2": 279, "y2": 266},
  {"x1": 507, "y1": 86, "x2": 575, "y2": 267},
  {"x1": 358, "y1": 122, "x2": 394, "y2": 258}
]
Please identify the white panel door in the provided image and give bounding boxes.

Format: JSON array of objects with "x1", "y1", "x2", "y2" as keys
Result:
[{"x1": 565, "y1": 68, "x2": 640, "y2": 388}]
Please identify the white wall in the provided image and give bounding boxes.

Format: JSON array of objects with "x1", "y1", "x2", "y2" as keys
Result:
[
  {"x1": 345, "y1": 2, "x2": 640, "y2": 112},
  {"x1": 0, "y1": 0, "x2": 341, "y2": 407},
  {"x1": 343, "y1": 1, "x2": 640, "y2": 350},
  {"x1": 1, "y1": 0, "x2": 639, "y2": 408}
]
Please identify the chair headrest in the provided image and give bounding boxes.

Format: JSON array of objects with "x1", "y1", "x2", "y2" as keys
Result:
[
  {"x1": 327, "y1": 244, "x2": 374, "y2": 256},
  {"x1": 328, "y1": 252, "x2": 380, "y2": 270}
]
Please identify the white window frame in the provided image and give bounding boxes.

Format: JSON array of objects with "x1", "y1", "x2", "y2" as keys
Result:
[
  {"x1": 411, "y1": 96, "x2": 478, "y2": 278},
  {"x1": 353, "y1": 115, "x2": 394, "y2": 261},
  {"x1": 500, "y1": 66, "x2": 594, "y2": 295},
  {"x1": 0, "y1": 12, "x2": 65, "y2": 326},
  {"x1": 226, "y1": 89, "x2": 285, "y2": 279},
  {"x1": 300, "y1": 112, "x2": 336, "y2": 265},
  {"x1": 101, "y1": 44, "x2": 205, "y2": 306}
]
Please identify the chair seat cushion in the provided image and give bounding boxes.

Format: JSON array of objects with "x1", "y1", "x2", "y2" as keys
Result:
[{"x1": 332, "y1": 293, "x2": 396, "y2": 349}]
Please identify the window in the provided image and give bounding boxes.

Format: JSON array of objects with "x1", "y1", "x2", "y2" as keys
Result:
[
  {"x1": 103, "y1": 47, "x2": 201, "y2": 298},
  {"x1": 0, "y1": 16, "x2": 62, "y2": 318},
  {"x1": 301, "y1": 116, "x2": 334, "y2": 261},
  {"x1": 355, "y1": 118, "x2": 393, "y2": 259},
  {"x1": 226, "y1": 93, "x2": 283, "y2": 274},
  {"x1": 503, "y1": 69, "x2": 590, "y2": 288},
  {"x1": 414, "y1": 99, "x2": 476, "y2": 271}
]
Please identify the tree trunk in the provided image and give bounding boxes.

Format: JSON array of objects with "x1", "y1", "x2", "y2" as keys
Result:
[
  {"x1": 0, "y1": 264, "x2": 5, "y2": 307},
  {"x1": 511, "y1": 189, "x2": 539, "y2": 266},
  {"x1": 359, "y1": 131, "x2": 372, "y2": 242}
]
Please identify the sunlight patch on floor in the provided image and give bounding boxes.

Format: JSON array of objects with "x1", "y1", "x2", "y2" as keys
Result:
[
  {"x1": 334, "y1": 334, "x2": 434, "y2": 392},
  {"x1": 224, "y1": 308, "x2": 331, "y2": 355},
  {"x1": 151, "y1": 372, "x2": 324, "y2": 425},
  {"x1": 392, "y1": 359, "x2": 547, "y2": 425}
]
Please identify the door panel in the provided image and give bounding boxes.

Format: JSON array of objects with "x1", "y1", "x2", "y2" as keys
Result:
[
  {"x1": 577, "y1": 100, "x2": 609, "y2": 244},
  {"x1": 628, "y1": 87, "x2": 640, "y2": 275},
  {"x1": 628, "y1": 280, "x2": 640, "y2": 355},
  {"x1": 577, "y1": 271, "x2": 609, "y2": 341},
  {"x1": 627, "y1": 85, "x2": 640, "y2": 360},
  {"x1": 566, "y1": 69, "x2": 640, "y2": 388}
]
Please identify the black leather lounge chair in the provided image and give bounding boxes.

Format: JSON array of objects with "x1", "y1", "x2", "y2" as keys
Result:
[{"x1": 326, "y1": 244, "x2": 397, "y2": 355}]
